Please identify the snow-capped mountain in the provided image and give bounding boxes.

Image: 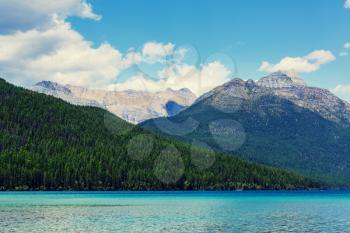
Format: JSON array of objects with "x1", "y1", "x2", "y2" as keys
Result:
[{"x1": 32, "y1": 81, "x2": 197, "y2": 124}]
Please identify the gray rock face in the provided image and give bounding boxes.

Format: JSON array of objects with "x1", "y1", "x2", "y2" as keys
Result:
[
  {"x1": 257, "y1": 72, "x2": 350, "y2": 125},
  {"x1": 194, "y1": 78, "x2": 269, "y2": 113},
  {"x1": 197, "y1": 71, "x2": 350, "y2": 125},
  {"x1": 257, "y1": 71, "x2": 306, "y2": 88},
  {"x1": 35, "y1": 81, "x2": 72, "y2": 95},
  {"x1": 32, "y1": 81, "x2": 197, "y2": 124},
  {"x1": 32, "y1": 82, "x2": 103, "y2": 108}
]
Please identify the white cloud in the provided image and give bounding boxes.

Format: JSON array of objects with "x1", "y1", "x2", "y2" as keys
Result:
[
  {"x1": 0, "y1": 20, "x2": 128, "y2": 87},
  {"x1": 306, "y1": 50, "x2": 335, "y2": 64},
  {"x1": 345, "y1": 0, "x2": 350, "y2": 9},
  {"x1": 122, "y1": 51, "x2": 143, "y2": 67},
  {"x1": 0, "y1": 15, "x2": 228, "y2": 92},
  {"x1": 339, "y1": 43, "x2": 350, "y2": 57},
  {"x1": 334, "y1": 84, "x2": 350, "y2": 94},
  {"x1": 0, "y1": 0, "x2": 232, "y2": 94},
  {"x1": 258, "y1": 50, "x2": 336, "y2": 73},
  {"x1": 0, "y1": 0, "x2": 179, "y2": 89},
  {"x1": 333, "y1": 84, "x2": 350, "y2": 102},
  {"x1": 141, "y1": 42, "x2": 175, "y2": 63},
  {"x1": 111, "y1": 61, "x2": 231, "y2": 96},
  {"x1": 0, "y1": 0, "x2": 101, "y2": 33}
]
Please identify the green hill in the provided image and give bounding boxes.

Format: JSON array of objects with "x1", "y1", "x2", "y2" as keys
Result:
[{"x1": 0, "y1": 78, "x2": 324, "y2": 190}]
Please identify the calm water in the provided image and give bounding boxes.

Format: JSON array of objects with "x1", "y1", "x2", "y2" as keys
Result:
[{"x1": 1, "y1": 191, "x2": 350, "y2": 232}]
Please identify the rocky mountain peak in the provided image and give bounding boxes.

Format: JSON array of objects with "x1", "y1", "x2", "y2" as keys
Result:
[
  {"x1": 34, "y1": 81, "x2": 72, "y2": 95},
  {"x1": 178, "y1": 87, "x2": 193, "y2": 94},
  {"x1": 195, "y1": 78, "x2": 260, "y2": 104},
  {"x1": 225, "y1": 78, "x2": 246, "y2": 87},
  {"x1": 257, "y1": 71, "x2": 306, "y2": 88},
  {"x1": 195, "y1": 72, "x2": 350, "y2": 125},
  {"x1": 31, "y1": 81, "x2": 197, "y2": 123}
]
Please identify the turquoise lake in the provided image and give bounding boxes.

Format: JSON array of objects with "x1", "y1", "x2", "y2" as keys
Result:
[{"x1": 1, "y1": 191, "x2": 350, "y2": 232}]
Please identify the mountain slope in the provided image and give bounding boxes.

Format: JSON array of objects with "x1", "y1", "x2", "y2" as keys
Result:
[
  {"x1": 0, "y1": 78, "x2": 323, "y2": 190},
  {"x1": 257, "y1": 72, "x2": 350, "y2": 125},
  {"x1": 141, "y1": 73, "x2": 350, "y2": 184},
  {"x1": 32, "y1": 81, "x2": 196, "y2": 124}
]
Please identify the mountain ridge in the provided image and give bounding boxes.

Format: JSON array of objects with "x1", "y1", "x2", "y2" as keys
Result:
[
  {"x1": 32, "y1": 81, "x2": 197, "y2": 124},
  {"x1": 257, "y1": 72, "x2": 350, "y2": 125},
  {"x1": 141, "y1": 72, "x2": 350, "y2": 184},
  {"x1": 0, "y1": 77, "x2": 324, "y2": 190}
]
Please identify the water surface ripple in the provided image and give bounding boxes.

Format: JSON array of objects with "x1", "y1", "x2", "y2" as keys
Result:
[{"x1": 0, "y1": 191, "x2": 349, "y2": 232}]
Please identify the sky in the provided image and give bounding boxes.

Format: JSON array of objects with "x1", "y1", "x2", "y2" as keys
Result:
[{"x1": 0, "y1": 0, "x2": 350, "y2": 99}]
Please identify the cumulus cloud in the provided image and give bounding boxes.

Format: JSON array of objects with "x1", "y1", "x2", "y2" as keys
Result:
[
  {"x1": 110, "y1": 61, "x2": 231, "y2": 96},
  {"x1": 0, "y1": 0, "x2": 121, "y2": 88},
  {"x1": 333, "y1": 84, "x2": 350, "y2": 102},
  {"x1": 345, "y1": 0, "x2": 350, "y2": 9},
  {"x1": 334, "y1": 84, "x2": 350, "y2": 94},
  {"x1": 122, "y1": 42, "x2": 181, "y2": 65},
  {"x1": 0, "y1": 0, "x2": 101, "y2": 33},
  {"x1": 0, "y1": 19, "x2": 133, "y2": 87},
  {"x1": 0, "y1": 0, "x2": 233, "y2": 94},
  {"x1": 0, "y1": 1, "x2": 179, "y2": 88},
  {"x1": 258, "y1": 50, "x2": 336, "y2": 74},
  {"x1": 141, "y1": 42, "x2": 175, "y2": 63},
  {"x1": 345, "y1": 43, "x2": 350, "y2": 49},
  {"x1": 340, "y1": 51, "x2": 349, "y2": 57}
]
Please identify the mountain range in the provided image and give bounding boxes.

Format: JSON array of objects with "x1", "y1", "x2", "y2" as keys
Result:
[
  {"x1": 141, "y1": 72, "x2": 350, "y2": 184},
  {"x1": 0, "y1": 77, "x2": 322, "y2": 190},
  {"x1": 32, "y1": 81, "x2": 196, "y2": 124},
  {"x1": 28, "y1": 72, "x2": 350, "y2": 185}
]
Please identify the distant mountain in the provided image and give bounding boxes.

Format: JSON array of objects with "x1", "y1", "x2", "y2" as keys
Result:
[
  {"x1": 32, "y1": 81, "x2": 197, "y2": 124},
  {"x1": 0, "y1": 77, "x2": 323, "y2": 190},
  {"x1": 165, "y1": 101, "x2": 185, "y2": 116},
  {"x1": 141, "y1": 72, "x2": 350, "y2": 184},
  {"x1": 33, "y1": 81, "x2": 104, "y2": 108}
]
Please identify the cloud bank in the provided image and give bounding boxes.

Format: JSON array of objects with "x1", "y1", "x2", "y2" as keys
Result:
[
  {"x1": 0, "y1": 0, "x2": 232, "y2": 95},
  {"x1": 258, "y1": 50, "x2": 336, "y2": 74},
  {"x1": 109, "y1": 62, "x2": 231, "y2": 96},
  {"x1": 0, "y1": 0, "x2": 101, "y2": 33}
]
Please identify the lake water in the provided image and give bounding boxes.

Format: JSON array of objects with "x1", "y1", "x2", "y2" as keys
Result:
[{"x1": 1, "y1": 191, "x2": 350, "y2": 232}]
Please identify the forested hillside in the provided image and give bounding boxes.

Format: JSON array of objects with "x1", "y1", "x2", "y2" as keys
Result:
[
  {"x1": 141, "y1": 78, "x2": 350, "y2": 185},
  {"x1": 0, "y1": 78, "x2": 324, "y2": 190}
]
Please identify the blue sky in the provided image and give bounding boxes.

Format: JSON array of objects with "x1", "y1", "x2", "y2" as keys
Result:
[
  {"x1": 70, "y1": 0, "x2": 350, "y2": 87},
  {"x1": 0, "y1": 0, "x2": 350, "y2": 98}
]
